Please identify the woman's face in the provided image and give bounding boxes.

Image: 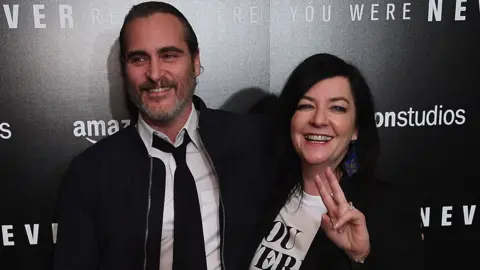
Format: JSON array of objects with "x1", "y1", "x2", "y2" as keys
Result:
[{"x1": 290, "y1": 76, "x2": 357, "y2": 168}]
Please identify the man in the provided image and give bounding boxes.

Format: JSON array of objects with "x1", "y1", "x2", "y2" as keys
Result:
[{"x1": 53, "y1": 2, "x2": 274, "y2": 270}]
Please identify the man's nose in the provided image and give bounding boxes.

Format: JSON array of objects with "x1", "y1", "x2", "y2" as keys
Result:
[{"x1": 146, "y1": 58, "x2": 165, "y2": 82}]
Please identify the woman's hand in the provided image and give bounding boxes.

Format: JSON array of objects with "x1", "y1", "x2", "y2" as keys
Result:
[{"x1": 315, "y1": 167, "x2": 370, "y2": 262}]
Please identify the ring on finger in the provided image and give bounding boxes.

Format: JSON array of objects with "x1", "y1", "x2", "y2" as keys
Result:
[{"x1": 348, "y1": 201, "x2": 354, "y2": 211}]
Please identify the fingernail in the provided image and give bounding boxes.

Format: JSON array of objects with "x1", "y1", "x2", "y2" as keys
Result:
[{"x1": 333, "y1": 223, "x2": 338, "y2": 229}]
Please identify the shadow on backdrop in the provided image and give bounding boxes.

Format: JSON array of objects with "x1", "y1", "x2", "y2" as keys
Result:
[
  {"x1": 107, "y1": 38, "x2": 138, "y2": 122},
  {"x1": 248, "y1": 92, "x2": 278, "y2": 115},
  {"x1": 221, "y1": 87, "x2": 277, "y2": 114}
]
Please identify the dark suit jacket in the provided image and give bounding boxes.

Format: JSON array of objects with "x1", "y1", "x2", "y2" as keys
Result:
[{"x1": 53, "y1": 96, "x2": 275, "y2": 270}]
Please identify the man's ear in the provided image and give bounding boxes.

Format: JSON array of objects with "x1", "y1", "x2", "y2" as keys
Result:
[{"x1": 193, "y1": 50, "x2": 201, "y2": 77}]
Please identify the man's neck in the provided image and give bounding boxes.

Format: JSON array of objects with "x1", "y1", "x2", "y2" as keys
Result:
[{"x1": 143, "y1": 103, "x2": 193, "y2": 143}]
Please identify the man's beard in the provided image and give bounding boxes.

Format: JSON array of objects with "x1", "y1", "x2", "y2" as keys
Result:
[{"x1": 127, "y1": 72, "x2": 197, "y2": 124}]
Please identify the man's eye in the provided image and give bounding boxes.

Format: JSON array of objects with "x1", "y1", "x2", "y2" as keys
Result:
[
  {"x1": 163, "y1": 54, "x2": 178, "y2": 59},
  {"x1": 131, "y1": 56, "x2": 147, "y2": 63}
]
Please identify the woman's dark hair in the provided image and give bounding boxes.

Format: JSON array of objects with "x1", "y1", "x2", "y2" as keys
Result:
[{"x1": 271, "y1": 53, "x2": 380, "y2": 197}]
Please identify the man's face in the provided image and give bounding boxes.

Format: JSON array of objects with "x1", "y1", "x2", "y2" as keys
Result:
[{"x1": 123, "y1": 13, "x2": 200, "y2": 123}]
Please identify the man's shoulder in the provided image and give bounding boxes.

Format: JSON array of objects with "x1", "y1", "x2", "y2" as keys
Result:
[
  {"x1": 70, "y1": 125, "x2": 144, "y2": 167},
  {"x1": 199, "y1": 108, "x2": 274, "y2": 161}
]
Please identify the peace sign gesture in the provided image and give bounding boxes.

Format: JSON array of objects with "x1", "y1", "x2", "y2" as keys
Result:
[{"x1": 315, "y1": 167, "x2": 370, "y2": 262}]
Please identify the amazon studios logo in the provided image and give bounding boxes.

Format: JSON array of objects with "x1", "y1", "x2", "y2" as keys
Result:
[
  {"x1": 73, "y1": 119, "x2": 130, "y2": 144},
  {"x1": 0, "y1": 122, "x2": 12, "y2": 140},
  {"x1": 375, "y1": 105, "x2": 466, "y2": 128}
]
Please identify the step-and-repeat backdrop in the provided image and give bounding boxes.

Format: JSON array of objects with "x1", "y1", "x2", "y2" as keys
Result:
[{"x1": 1, "y1": 0, "x2": 478, "y2": 269}]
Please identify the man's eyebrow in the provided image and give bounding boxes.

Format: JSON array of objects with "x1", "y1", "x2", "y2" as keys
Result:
[
  {"x1": 157, "y1": 46, "x2": 185, "y2": 54},
  {"x1": 126, "y1": 50, "x2": 148, "y2": 60}
]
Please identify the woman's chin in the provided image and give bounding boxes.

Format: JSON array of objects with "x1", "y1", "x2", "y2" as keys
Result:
[{"x1": 302, "y1": 156, "x2": 330, "y2": 167}]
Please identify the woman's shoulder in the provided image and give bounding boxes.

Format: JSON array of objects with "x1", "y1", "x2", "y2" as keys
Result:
[
  {"x1": 363, "y1": 178, "x2": 425, "y2": 269},
  {"x1": 370, "y1": 177, "x2": 421, "y2": 204},
  {"x1": 364, "y1": 177, "x2": 422, "y2": 234}
]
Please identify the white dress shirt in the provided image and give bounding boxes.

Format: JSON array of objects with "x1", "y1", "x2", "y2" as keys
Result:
[{"x1": 137, "y1": 104, "x2": 221, "y2": 270}]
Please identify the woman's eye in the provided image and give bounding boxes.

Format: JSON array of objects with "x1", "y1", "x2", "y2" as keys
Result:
[
  {"x1": 296, "y1": 104, "x2": 313, "y2": 110},
  {"x1": 332, "y1": 105, "x2": 346, "y2": 112}
]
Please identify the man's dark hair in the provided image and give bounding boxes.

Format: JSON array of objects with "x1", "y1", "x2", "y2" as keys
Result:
[{"x1": 119, "y1": 1, "x2": 199, "y2": 61}]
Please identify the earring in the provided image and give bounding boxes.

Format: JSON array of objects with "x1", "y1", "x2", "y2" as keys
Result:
[{"x1": 343, "y1": 140, "x2": 358, "y2": 177}]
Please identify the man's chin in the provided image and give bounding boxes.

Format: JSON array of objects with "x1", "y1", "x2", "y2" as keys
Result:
[
  {"x1": 142, "y1": 108, "x2": 169, "y2": 121},
  {"x1": 139, "y1": 93, "x2": 192, "y2": 122},
  {"x1": 141, "y1": 103, "x2": 181, "y2": 122},
  {"x1": 142, "y1": 99, "x2": 174, "y2": 112}
]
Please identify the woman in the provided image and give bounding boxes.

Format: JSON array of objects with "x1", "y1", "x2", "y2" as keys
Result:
[{"x1": 246, "y1": 53, "x2": 423, "y2": 269}]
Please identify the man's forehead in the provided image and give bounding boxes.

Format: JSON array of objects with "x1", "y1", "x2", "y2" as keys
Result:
[
  {"x1": 124, "y1": 13, "x2": 187, "y2": 51},
  {"x1": 126, "y1": 13, "x2": 184, "y2": 34}
]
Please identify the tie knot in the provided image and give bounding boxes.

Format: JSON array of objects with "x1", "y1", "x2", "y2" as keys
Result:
[{"x1": 152, "y1": 131, "x2": 191, "y2": 155}]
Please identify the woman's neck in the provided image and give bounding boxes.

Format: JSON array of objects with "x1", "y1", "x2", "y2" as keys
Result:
[{"x1": 302, "y1": 162, "x2": 341, "y2": 196}]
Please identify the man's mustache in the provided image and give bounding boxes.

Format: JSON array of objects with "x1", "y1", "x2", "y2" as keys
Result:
[{"x1": 140, "y1": 78, "x2": 177, "y2": 91}]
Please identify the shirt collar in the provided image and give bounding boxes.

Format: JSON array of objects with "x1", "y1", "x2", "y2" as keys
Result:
[{"x1": 137, "y1": 103, "x2": 201, "y2": 153}]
